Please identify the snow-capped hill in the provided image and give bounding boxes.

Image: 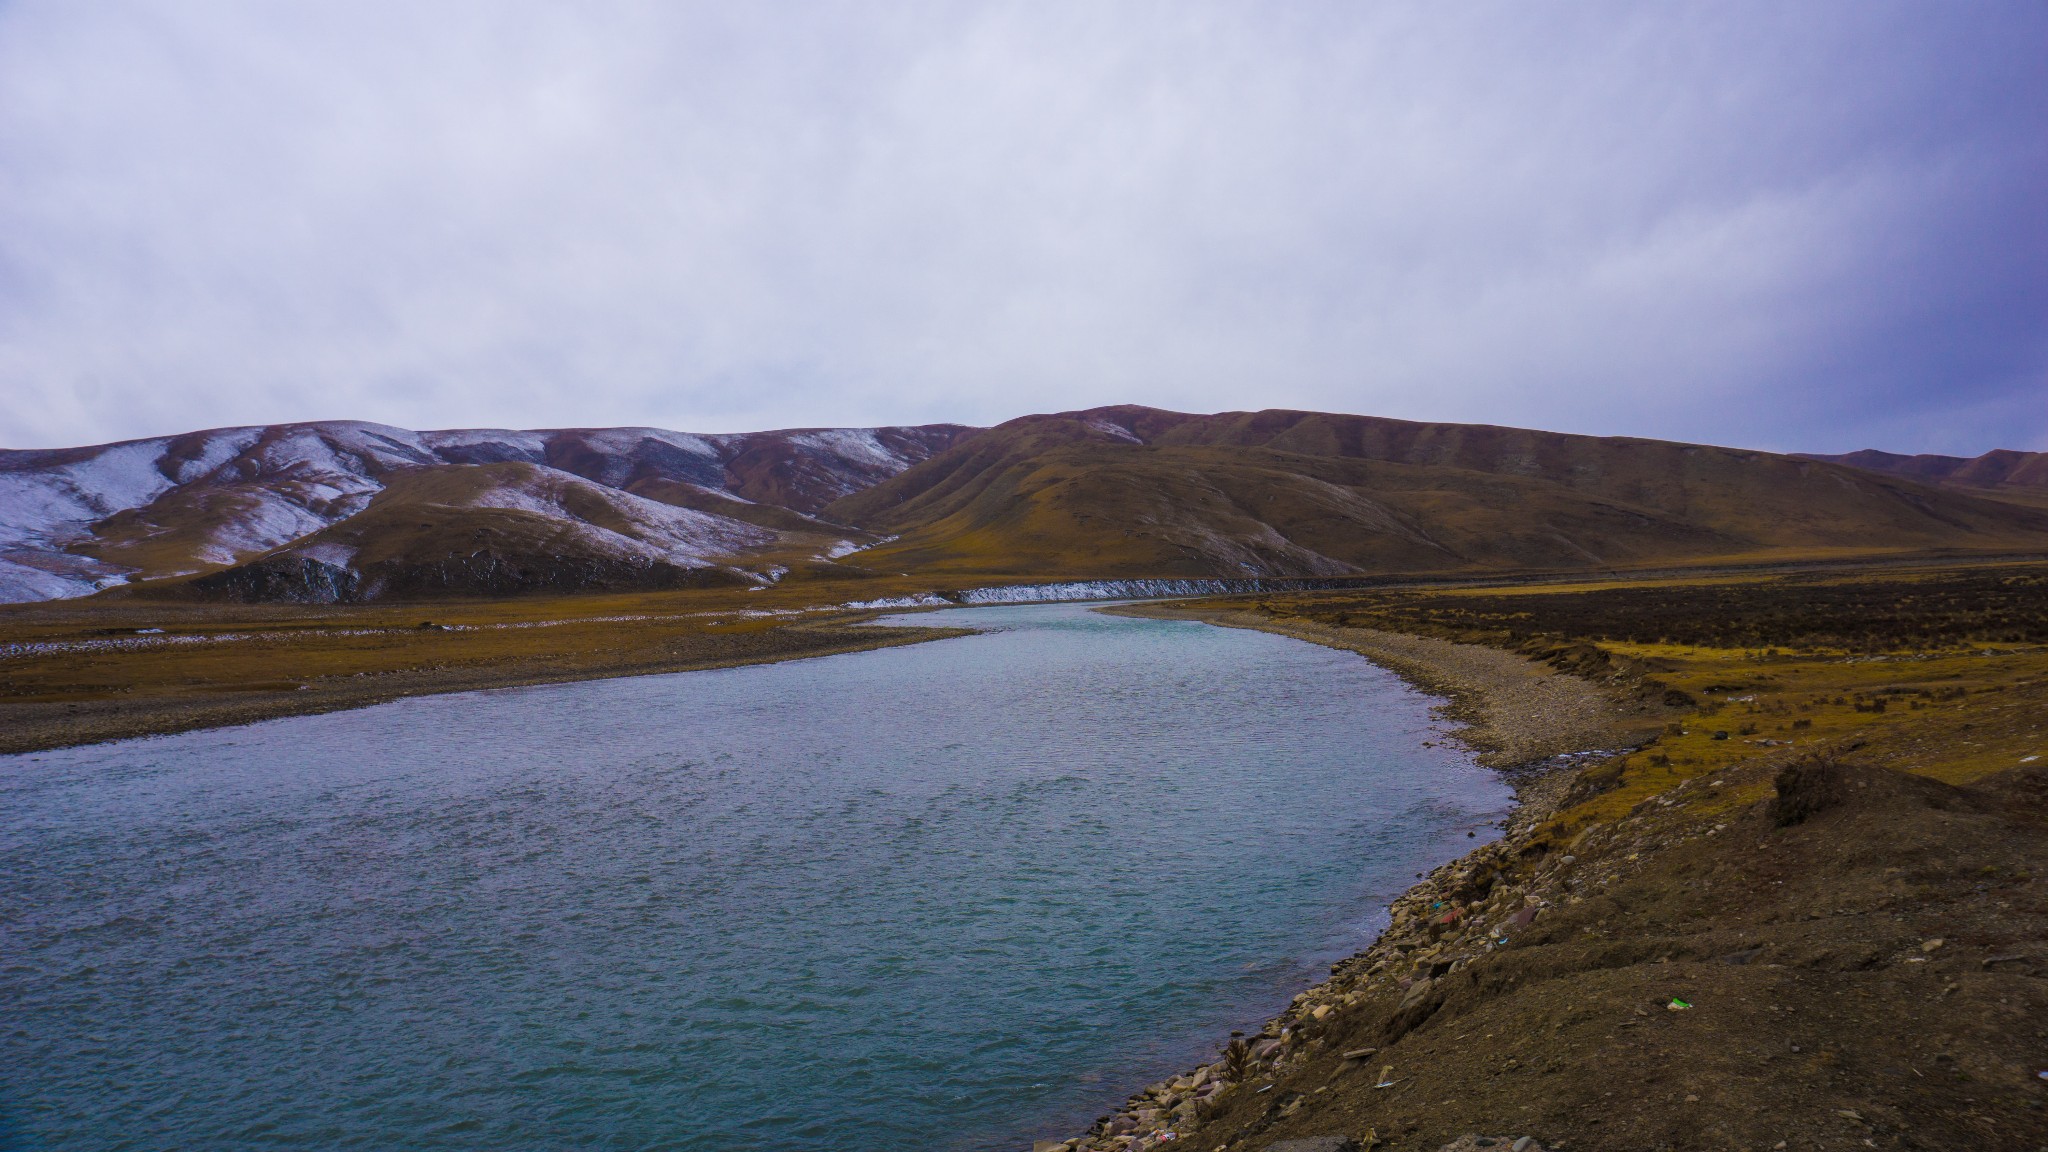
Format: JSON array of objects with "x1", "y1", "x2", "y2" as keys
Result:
[{"x1": 0, "y1": 419, "x2": 978, "y2": 602}]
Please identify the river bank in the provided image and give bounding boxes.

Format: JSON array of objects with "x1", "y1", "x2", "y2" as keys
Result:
[
  {"x1": 0, "y1": 605, "x2": 968, "y2": 755},
  {"x1": 1059, "y1": 569, "x2": 2048, "y2": 1151}
]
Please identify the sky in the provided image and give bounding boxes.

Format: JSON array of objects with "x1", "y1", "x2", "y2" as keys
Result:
[{"x1": 1, "y1": 2, "x2": 2044, "y2": 455}]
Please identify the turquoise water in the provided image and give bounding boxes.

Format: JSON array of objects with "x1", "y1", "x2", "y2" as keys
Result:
[{"x1": 0, "y1": 603, "x2": 1510, "y2": 1151}]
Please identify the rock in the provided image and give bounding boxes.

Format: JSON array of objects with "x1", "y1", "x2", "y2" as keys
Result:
[
  {"x1": 1262, "y1": 1138, "x2": 1360, "y2": 1152},
  {"x1": 1396, "y1": 977, "x2": 1434, "y2": 1013},
  {"x1": 1434, "y1": 1138, "x2": 1543, "y2": 1152}
]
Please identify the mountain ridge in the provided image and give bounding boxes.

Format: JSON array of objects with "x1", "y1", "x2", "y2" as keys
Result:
[{"x1": 7, "y1": 406, "x2": 2047, "y2": 605}]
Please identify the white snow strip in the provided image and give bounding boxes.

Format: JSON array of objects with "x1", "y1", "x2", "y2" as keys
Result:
[
  {"x1": 0, "y1": 555, "x2": 119, "y2": 601},
  {"x1": 418, "y1": 428, "x2": 550, "y2": 454},
  {"x1": 839, "y1": 593, "x2": 952, "y2": 610},
  {"x1": 167, "y1": 427, "x2": 265, "y2": 484},
  {"x1": 1085, "y1": 419, "x2": 1144, "y2": 444},
  {"x1": 782, "y1": 428, "x2": 907, "y2": 471},
  {"x1": 570, "y1": 428, "x2": 720, "y2": 458},
  {"x1": 948, "y1": 579, "x2": 1251, "y2": 604}
]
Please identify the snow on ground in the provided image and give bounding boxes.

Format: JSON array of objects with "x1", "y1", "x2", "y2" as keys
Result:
[
  {"x1": 0, "y1": 554, "x2": 128, "y2": 601},
  {"x1": 418, "y1": 429, "x2": 550, "y2": 456},
  {"x1": 246, "y1": 423, "x2": 435, "y2": 478},
  {"x1": 839, "y1": 593, "x2": 953, "y2": 610},
  {"x1": 293, "y1": 542, "x2": 359, "y2": 567},
  {"x1": 201, "y1": 490, "x2": 339, "y2": 564},
  {"x1": 166, "y1": 428, "x2": 265, "y2": 484},
  {"x1": 570, "y1": 428, "x2": 721, "y2": 460},
  {"x1": 776, "y1": 429, "x2": 908, "y2": 472},
  {"x1": 467, "y1": 468, "x2": 775, "y2": 565},
  {"x1": 0, "y1": 439, "x2": 179, "y2": 548},
  {"x1": 1085, "y1": 419, "x2": 1145, "y2": 444},
  {"x1": 951, "y1": 579, "x2": 1256, "y2": 604},
  {"x1": 0, "y1": 421, "x2": 951, "y2": 602}
]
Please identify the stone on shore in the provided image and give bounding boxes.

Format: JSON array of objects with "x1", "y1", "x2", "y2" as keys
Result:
[{"x1": 1433, "y1": 1136, "x2": 1546, "y2": 1152}]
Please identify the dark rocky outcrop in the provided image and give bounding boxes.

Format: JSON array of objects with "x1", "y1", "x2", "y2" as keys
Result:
[{"x1": 188, "y1": 556, "x2": 363, "y2": 604}]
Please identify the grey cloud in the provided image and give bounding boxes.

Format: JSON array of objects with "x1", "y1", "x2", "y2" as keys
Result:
[{"x1": 1, "y1": 1, "x2": 2043, "y2": 453}]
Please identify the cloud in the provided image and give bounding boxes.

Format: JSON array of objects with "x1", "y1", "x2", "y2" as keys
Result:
[{"x1": 1, "y1": 0, "x2": 2044, "y2": 453}]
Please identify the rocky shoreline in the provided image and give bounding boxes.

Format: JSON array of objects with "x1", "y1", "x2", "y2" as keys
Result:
[
  {"x1": 1042, "y1": 608, "x2": 1664, "y2": 1152},
  {"x1": 1035, "y1": 750, "x2": 1600, "y2": 1152}
]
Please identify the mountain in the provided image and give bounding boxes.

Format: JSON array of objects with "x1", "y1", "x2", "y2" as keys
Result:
[
  {"x1": 826, "y1": 406, "x2": 2048, "y2": 579},
  {"x1": 0, "y1": 421, "x2": 973, "y2": 602},
  {"x1": 8, "y1": 407, "x2": 2044, "y2": 605},
  {"x1": 1800, "y1": 448, "x2": 2048, "y2": 502}
]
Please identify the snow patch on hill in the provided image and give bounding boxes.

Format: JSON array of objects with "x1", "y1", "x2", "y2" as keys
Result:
[
  {"x1": 0, "y1": 419, "x2": 968, "y2": 602},
  {"x1": 466, "y1": 469, "x2": 775, "y2": 565},
  {"x1": 780, "y1": 429, "x2": 907, "y2": 471}
]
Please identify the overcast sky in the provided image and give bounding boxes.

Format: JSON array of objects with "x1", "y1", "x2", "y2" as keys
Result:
[{"x1": 2, "y1": 2, "x2": 2044, "y2": 454}]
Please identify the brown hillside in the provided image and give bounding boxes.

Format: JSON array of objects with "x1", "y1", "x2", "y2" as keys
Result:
[
  {"x1": 1804, "y1": 447, "x2": 2048, "y2": 507},
  {"x1": 825, "y1": 407, "x2": 2048, "y2": 579}
]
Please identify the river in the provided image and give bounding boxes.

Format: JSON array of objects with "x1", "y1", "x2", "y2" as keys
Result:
[{"x1": 0, "y1": 602, "x2": 1510, "y2": 1150}]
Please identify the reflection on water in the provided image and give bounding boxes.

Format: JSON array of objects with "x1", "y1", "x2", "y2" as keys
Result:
[{"x1": 0, "y1": 603, "x2": 1509, "y2": 1151}]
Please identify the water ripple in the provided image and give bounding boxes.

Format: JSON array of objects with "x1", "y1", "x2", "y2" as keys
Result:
[{"x1": 0, "y1": 603, "x2": 1508, "y2": 1151}]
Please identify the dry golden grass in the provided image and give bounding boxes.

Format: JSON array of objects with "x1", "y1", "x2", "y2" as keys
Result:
[{"x1": 1231, "y1": 560, "x2": 2048, "y2": 841}]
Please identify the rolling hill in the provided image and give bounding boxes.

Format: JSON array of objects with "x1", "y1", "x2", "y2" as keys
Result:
[{"x1": 826, "y1": 406, "x2": 2048, "y2": 580}]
